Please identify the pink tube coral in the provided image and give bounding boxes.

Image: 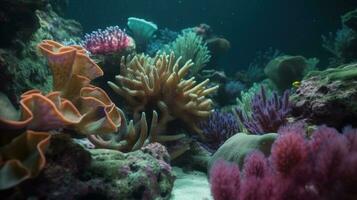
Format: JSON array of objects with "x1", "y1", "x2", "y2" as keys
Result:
[{"x1": 82, "y1": 26, "x2": 135, "y2": 55}]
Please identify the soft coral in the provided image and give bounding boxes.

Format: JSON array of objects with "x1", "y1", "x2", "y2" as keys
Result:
[{"x1": 209, "y1": 124, "x2": 357, "y2": 200}]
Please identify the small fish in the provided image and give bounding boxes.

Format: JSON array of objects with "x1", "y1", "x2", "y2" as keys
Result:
[{"x1": 292, "y1": 81, "x2": 301, "y2": 88}]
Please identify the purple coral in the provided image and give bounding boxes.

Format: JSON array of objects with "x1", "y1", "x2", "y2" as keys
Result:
[
  {"x1": 198, "y1": 111, "x2": 240, "y2": 152},
  {"x1": 209, "y1": 125, "x2": 357, "y2": 200},
  {"x1": 235, "y1": 86, "x2": 291, "y2": 134},
  {"x1": 82, "y1": 26, "x2": 134, "y2": 55}
]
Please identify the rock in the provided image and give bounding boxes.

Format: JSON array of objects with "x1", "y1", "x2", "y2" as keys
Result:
[
  {"x1": 171, "y1": 167, "x2": 212, "y2": 200},
  {"x1": 88, "y1": 144, "x2": 175, "y2": 200},
  {"x1": 5, "y1": 134, "x2": 100, "y2": 200},
  {"x1": 264, "y1": 55, "x2": 308, "y2": 91},
  {"x1": 0, "y1": 4, "x2": 82, "y2": 101},
  {"x1": 0, "y1": 0, "x2": 48, "y2": 46},
  {"x1": 292, "y1": 63, "x2": 357, "y2": 128},
  {"x1": 209, "y1": 133, "x2": 278, "y2": 171},
  {"x1": 4, "y1": 136, "x2": 175, "y2": 200}
]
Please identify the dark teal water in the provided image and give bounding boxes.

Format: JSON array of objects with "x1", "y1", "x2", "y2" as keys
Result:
[{"x1": 66, "y1": 0, "x2": 357, "y2": 70}]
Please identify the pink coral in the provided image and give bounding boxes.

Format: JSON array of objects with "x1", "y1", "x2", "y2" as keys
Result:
[
  {"x1": 270, "y1": 131, "x2": 308, "y2": 176},
  {"x1": 210, "y1": 160, "x2": 240, "y2": 200},
  {"x1": 82, "y1": 26, "x2": 135, "y2": 55},
  {"x1": 209, "y1": 125, "x2": 357, "y2": 200}
]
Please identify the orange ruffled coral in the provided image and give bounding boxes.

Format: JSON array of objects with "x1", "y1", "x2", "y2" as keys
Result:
[
  {"x1": 38, "y1": 40, "x2": 103, "y2": 101},
  {"x1": 0, "y1": 40, "x2": 121, "y2": 135},
  {"x1": 0, "y1": 130, "x2": 51, "y2": 190}
]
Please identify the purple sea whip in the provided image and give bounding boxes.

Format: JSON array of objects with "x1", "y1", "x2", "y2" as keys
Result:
[
  {"x1": 235, "y1": 86, "x2": 291, "y2": 134},
  {"x1": 82, "y1": 26, "x2": 135, "y2": 55},
  {"x1": 198, "y1": 111, "x2": 240, "y2": 153}
]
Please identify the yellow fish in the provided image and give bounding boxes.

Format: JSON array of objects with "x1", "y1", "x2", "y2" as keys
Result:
[{"x1": 292, "y1": 81, "x2": 301, "y2": 88}]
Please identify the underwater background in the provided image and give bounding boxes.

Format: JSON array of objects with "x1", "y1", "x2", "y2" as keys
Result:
[
  {"x1": 1, "y1": 0, "x2": 357, "y2": 199},
  {"x1": 67, "y1": 0, "x2": 357, "y2": 71}
]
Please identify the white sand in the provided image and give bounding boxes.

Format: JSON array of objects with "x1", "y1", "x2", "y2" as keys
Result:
[{"x1": 170, "y1": 167, "x2": 213, "y2": 200}]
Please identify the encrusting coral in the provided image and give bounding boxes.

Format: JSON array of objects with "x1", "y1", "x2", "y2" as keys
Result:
[{"x1": 108, "y1": 52, "x2": 218, "y2": 138}]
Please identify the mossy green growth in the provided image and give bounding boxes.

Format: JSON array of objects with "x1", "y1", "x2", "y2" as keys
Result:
[
  {"x1": 88, "y1": 148, "x2": 175, "y2": 200},
  {"x1": 209, "y1": 133, "x2": 278, "y2": 171},
  {"x1": 305, "y1": 63, "x2": 357, "y2": 83}
]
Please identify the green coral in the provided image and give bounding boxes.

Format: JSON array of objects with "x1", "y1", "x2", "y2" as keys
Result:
[{"x1": 164, "y1": 31, "x2": 210, "y2": 75}]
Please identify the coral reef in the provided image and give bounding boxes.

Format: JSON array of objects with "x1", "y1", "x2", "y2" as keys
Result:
[
  {"x1": 164, "y1": 31, "x2": 211, "y2": 75},
  {"x1": 209, "y1": 133, "x2": 277, "y2": 169},
  {"x1": 264, "y1": 55, "x2": 308, "y2": 91},
  {"x1": 127, "y1": 17, "x2": 158, "y2": 49},
  {"x1": 234, "y1": 86, "x2": 291, "y2": 134},
  {"x1": 82, "y1": 26, "x2": 135, "y2": 55},
  {"x1": 0, "y1": 4, "x2": 82, "y2": 101},
  {"x1": 209, "y1": 125, "x2": 357, "y2": 200},
  {"x1": 89, "y1": 145, "x2": 175, "y2": 200},
  {"x1": 197, "y1": 111, "x2": 240, "y2": 153},
  {"x1": 3, "y1": 133, "x2": 175, "y2": 199},
  {"x1": 0, "y1": 40, "x2": 121, "y2": 135},
  {"x1": 108, "y1": 53, "x2": 218, "y2": 137},
  {"x1": 292, "y1": 62, "x2": 357, "y2": 128}
]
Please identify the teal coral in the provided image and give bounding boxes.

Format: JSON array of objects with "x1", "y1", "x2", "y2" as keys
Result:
[{"x1": 127, "y1": 17, "x2": 158, "y2": 45}]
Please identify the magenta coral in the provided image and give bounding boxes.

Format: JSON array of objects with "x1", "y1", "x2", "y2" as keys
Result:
[
  {"x1": 82, "y1": 26, "x2": 135, "y2": 55},
  {"x1": 210, "y1": 160, "x2": 240, "y2": 200},
  {"x1": 270, "y1": 130, "x2": 308, "y2": 176},
  {"x1": 209, "y1": 125, "x2": 357, "y2": 200}
]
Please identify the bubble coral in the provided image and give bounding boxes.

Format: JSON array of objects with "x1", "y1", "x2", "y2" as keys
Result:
[
  {"x1": 209, "y1": 125, "x2": 357, "y2": 200},
  {"x1": 82, "y1": 26, "x2": 135, "y2": 55}
]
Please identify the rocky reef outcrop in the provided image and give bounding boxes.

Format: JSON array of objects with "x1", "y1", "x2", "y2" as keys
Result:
[
  {"x1": 0, "y1": 1, "x2": 82, "y2": 102},
  {"x1": 3, "y1": 135, "x2": 175, "y2": 200},
  {"x1": 292, "y1": 63, "x2": 357, "y2": 129}
]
